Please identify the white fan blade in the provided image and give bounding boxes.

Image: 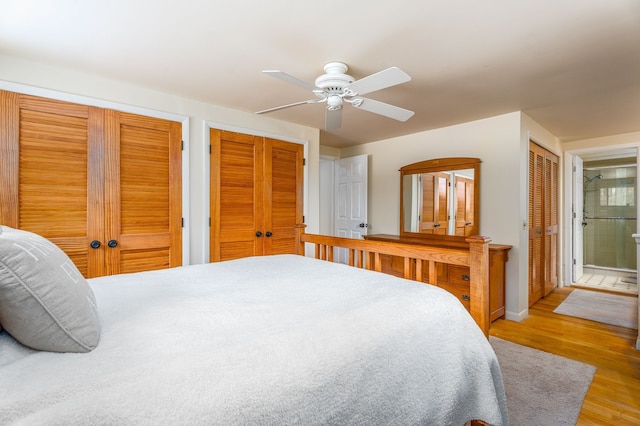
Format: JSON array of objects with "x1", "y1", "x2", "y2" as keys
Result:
[
  {"x1": 325, "y1": 108, "x2": 342, "y2": 130},
  {"x1": 262, "y1": 70, "x2": 319, "y2": 92},
  {"x1": 352, "y1": 97, "x2": 415, "y2": 122},
  {"x1": 345, "y1": 67, "x2": 411, "y2": 96},
  {"x1": 256, "y1": 99, "x2": 321, "y2": 114}
]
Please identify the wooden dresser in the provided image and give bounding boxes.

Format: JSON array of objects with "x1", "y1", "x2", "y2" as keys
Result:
[{"x1": 364, "y1": 234, "x2": 511, "y2": 322}]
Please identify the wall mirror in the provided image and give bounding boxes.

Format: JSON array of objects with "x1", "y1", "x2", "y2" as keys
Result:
[{"x1": 400, "y1": 158, "x2": 480, "y2": 237}]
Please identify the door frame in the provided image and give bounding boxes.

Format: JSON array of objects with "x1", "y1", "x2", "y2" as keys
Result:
[
  {"x1": 562, "y1": 143, "x2": 640, "y2": 287},
  {"x1": 572, "y1": 155, "x2": 584, "y2": 281}
]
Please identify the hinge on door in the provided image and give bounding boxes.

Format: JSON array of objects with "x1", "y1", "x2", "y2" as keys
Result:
[
  {"x1": 181, "y1": 218, "x2": 184, "y2": 227},
  {"x1": 303, "y1": 215, "x2": 305, "y2": 223},
  {"x1": 209, "y1": 145, "x2": 212, "y2": 155},
  {"x1": 209, "y1": 217, "x2": 211, "y2": 227},
  {"x1": 181, "y1": 140, "x2": 184, "y2": 151},
  {"x1": 303, "y1": 158, "x2": 306, "y2": 166},
  {"x1": 573, "y1": 258, "x2": 576, "y2": 265}
]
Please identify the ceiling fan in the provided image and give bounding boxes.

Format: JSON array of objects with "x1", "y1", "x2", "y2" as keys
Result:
[{"x1": 256, "y1": 62, "x2": 414, "y2": 130}]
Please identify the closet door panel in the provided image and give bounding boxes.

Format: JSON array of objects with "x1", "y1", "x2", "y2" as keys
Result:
[
  {"x1": 544, "y1": 151, "x2": 559, "y2": 295},
  {"x1": 0, "y1": 91, "x2": 19, "y2": 227},
  {"x1": 419, "y1": 173, "x2": 436, "y2": 233},
  {"x1": 528, "y1": 141, "x2": 558, "y2": 306},
  {"x1": 264, "y1": 138, "x2": 303, "y2": 255},
  {"x1": 105, "y1": 111, "x2": 182, "y2": 275},
  {"x1": 0, "y1": 92, "x2": 104, "y2": 277},
  {"x1": 210, "y1": 130, "x2": 263, "y2": 261},
  {"x1": 455, "y1": 176, "x2": 474, "y2": 236},
  {"x1": 528, "y1": 143, "x2": 544, "y2": 305}
]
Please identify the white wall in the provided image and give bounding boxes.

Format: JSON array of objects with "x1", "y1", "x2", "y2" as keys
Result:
[
  {"x1": 0, "y1": 54, "x2": 321, "y2": 265},
  {"x1": 340, "y1": 112, "x2": 533, "y2": 318}
]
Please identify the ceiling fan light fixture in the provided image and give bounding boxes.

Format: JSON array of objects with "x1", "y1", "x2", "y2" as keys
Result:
[{"x1": 326, "y1": 95, "x2": 343, "y2": 110}]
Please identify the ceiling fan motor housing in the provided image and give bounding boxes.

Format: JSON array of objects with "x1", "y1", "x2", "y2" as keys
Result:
[{"x1": 314, "y1": 62, "x2": 354, "y2": 93}]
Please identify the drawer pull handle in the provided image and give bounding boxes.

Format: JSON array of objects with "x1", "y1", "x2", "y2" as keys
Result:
[
  {"x1": 462, "y1": 294, "x2": 470, "y2": 301},
  {"x1": 461, "y1": 274, "x2": 470, "y2": 281}
]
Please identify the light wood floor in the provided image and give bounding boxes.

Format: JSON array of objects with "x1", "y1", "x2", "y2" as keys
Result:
[{"x1": 490, "y1": 287, "x2": 640, "y2": 425}]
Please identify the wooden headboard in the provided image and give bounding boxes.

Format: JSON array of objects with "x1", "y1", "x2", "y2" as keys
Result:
[{"x1": 295, "y1": 226, "x2": 492, "y2": 337}]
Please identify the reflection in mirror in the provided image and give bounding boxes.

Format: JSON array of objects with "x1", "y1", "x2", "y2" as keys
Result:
[{"x1": 400, "y1": 158, "x2": 480, "y2": 237}]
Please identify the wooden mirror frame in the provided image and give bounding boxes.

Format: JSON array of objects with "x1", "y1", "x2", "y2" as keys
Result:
[{"x1": 399, "y1": 157, "x2": 481, "y2": 240}]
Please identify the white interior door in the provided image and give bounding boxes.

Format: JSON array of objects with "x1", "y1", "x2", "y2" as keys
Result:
[
  {"x1": 573, "y1": 155, "x2": 584, "y2": 281},
  {"x1": 334, "y1": 155, "x2": 368, "y2": 263}
]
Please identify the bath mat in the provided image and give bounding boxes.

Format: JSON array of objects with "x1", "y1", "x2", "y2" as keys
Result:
[{"x1": 554, "y1": 289, "x2": 638, "y2": 329}]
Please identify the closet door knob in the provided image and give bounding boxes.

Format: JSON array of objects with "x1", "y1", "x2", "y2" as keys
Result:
[
  {"x1": 107, "y1": 239, "x2": 118, "y2": 248},
  {"x1": 90, "y1": 240, "x2": 101, "y2": 249},
  {"x1": 265, "y1": 231, "x2": 273, "y2": 237},
  {"x1": 256, "y1": 231, "x2": 263, "y2": 237}
]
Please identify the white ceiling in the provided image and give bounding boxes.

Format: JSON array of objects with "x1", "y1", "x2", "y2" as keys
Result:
[{"x1": 1, "y1": 0, "x2": 639, "y2": 148}]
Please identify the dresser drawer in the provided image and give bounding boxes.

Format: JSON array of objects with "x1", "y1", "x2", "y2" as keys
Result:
[
  {"x1": 438, "y1": 282, "x2": 471, "y2": 310},
  {"x1": 448, "y1": 265, "x2": 471, "y2": 285}
]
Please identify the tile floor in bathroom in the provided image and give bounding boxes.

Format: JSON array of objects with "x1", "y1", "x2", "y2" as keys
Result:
[{"x1": 573, "y1": 266, "x2": 638, "y2": 295}]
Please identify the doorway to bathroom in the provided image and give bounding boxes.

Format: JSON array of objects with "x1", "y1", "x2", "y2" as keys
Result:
[{"x1": 569, "y1": 148, "x2": 638, "y2": 295}]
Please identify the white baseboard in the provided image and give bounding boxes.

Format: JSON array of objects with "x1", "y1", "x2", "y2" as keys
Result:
[{"x1": 504, "y1": 309, "x2": 528, "y2": 322}]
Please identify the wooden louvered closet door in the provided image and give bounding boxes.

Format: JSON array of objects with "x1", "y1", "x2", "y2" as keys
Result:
[
  {"x1": 528, "y1": 141, "x2": 558, "y2": 306},
  {"x1": 209, "y1": 129, "x2": 303, "y2": 262},
  {"x1": 543, "y1": 149, "x2": 559, "y2": 295},
  {"x1": 0, "y1": 90, "x2": 182, "y2": 278},
  {"x1": 1, "y1": 92, "x2": 104, "y2": 277},
  {"x1": 264, "y1": 138, "x2": 304, "y2": 255},
  {"x1": 104, "y1": 110, "x2": 182, "y2": 275},
  {"x1": 210, "y1": 130, "x2": 263, "y2": 261}
]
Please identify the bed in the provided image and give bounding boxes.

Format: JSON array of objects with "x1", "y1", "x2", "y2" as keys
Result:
[{"x1": 0, "y1": 225, "x2": 508, "y2": 425}]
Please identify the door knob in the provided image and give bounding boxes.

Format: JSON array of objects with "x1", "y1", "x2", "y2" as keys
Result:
[
  {"x1": 265, "y1": 231, "x2": 273, "y2": 237},
  {"x1": 90, "y1": 240, "x2": 101, "y2": 249},
  {"x1": 256, "y1": 231, "x2": 263, "y2": 237},
  {"x1": 107, "y1": 239, "x2": 118, "y2": 248}
]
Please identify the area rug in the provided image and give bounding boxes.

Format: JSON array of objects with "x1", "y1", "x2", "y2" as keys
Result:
[
  {"x1": 490, "y1": 336, "x2": 596, "y2": 426},
  {"x1": 553, "y1": 289, "x2": 638, "y2": 329}
]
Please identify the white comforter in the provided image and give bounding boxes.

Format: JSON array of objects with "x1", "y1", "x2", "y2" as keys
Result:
[{"x1": 0, "y1": 255, "x2": 508, "y2": 425}]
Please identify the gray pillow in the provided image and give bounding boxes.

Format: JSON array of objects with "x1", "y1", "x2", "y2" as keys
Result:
[{"x1": 0, "y1": 225, "x2": 100, "y2": 352}]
